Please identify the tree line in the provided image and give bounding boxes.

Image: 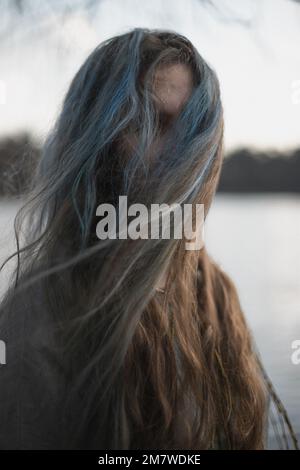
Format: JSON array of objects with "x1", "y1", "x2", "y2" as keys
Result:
[{"x1": 0, "y1": 133, "x2": 299, "y2": 197}]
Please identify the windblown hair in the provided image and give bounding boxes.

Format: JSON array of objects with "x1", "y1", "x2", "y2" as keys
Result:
[{"x1": 1, "y1": 28, "x2": 297, "y2": 450}]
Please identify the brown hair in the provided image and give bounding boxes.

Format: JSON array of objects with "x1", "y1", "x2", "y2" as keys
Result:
[{"x1": 124, "y1": 143, "x2": 267, "y2": 449}]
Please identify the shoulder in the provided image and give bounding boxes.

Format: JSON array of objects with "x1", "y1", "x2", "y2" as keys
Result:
[{"x1": 0, "y1": 283, "x2": 68, "y2": 449}]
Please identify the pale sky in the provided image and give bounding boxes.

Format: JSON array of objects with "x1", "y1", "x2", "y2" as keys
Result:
[{"x1": 0, "y1": 0, "x2": 300, "y2": 151}]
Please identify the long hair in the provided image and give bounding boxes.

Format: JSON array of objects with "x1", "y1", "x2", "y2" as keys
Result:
[{"x1": 0, "y1": 28, "x2": 297, "y2": 450}]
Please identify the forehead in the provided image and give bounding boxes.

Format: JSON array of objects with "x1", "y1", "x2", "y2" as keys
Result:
[{"x1": 152, "y1": 63, "x2": 194, "y2": 116}]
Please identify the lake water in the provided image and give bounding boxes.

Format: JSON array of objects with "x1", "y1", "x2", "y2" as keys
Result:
[
  {"x1": 0, "y1": 194, "x2": 299, "y2": 448},
  {"x1": 206, "y1": 194, "x2": 300, "y2": 448}
]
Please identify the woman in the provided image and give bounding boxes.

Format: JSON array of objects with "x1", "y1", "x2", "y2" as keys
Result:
[{"x1": 0, "y1": 28, "x2": 297, "y2": 450}]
